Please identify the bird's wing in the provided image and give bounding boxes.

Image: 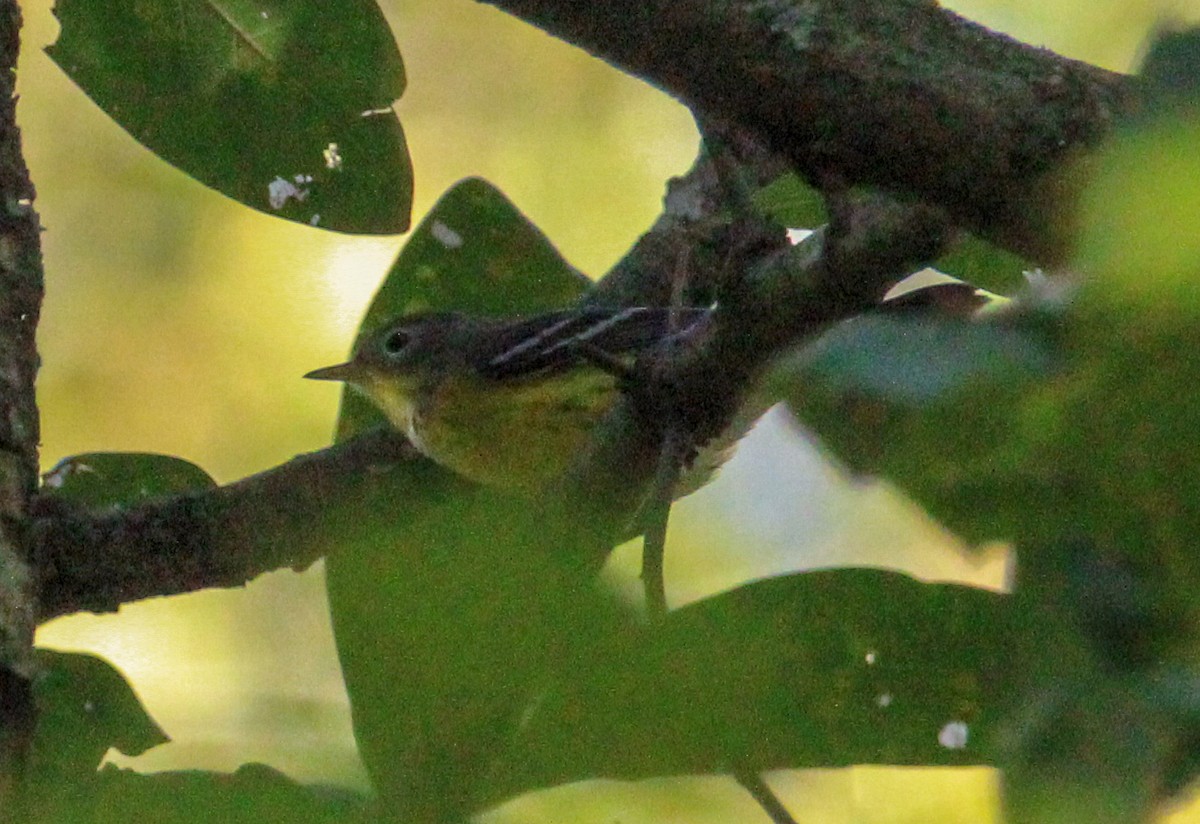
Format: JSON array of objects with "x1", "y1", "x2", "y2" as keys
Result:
[{"x1": 481, "y1": 307, "x2": 709, "y2": 379}]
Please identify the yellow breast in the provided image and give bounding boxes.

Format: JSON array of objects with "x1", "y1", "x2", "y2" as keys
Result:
[
  {"x1": 412, "y1": 370, "x2": 618, "y2": 495},
  {"x1": 355, "y1": 365, "x2": 747, "y2": 499}
]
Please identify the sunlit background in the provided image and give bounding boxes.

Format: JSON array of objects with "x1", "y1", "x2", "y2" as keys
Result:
[{"x1": 21, "y1": 0, "x2": 1200, "y2": 821}]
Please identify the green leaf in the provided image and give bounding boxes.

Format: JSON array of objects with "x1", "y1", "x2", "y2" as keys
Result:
[
  {"x1": 934, "y1": 234, "x2": 1032, "y2": 296},
  {"x1": 498, "y1": 569, "x2": 1011, "y2": 793},
  {"x1": 29, "y1": 763, "x2": 367, "y2": 824},
  {"x1": 753, "y1": 172, "x2": 827, "y2": 228},
  {"x1": 334, "y1": 177, "x2": 590, "y2": 438},
  {"x1": 788, "y1": 312, "x2": 1057, "y2": 407},
  {"x1": 320, "y1": 179, "x2": 595, "y2": 819},
  {"x1": 41, "y1": 452, "x2": 217, "y2": 509},
  {"x1": 777, "y1": 311, "x2": 1063, "y2": 544},
  {"x1": 31, "y1": 649, "x2": 168, "y2": 777},
  {"x1": 1001, "y1": 674, "x2": 1175, "y2": 824},
  {"x1": 325, "y1": 482, "x2": 627, "y2": 820},
  {"x1": 47, "y1": 0, "x2": 411, "y2": 234},
  {"x1": 28, "y1": 649, "x2": 168, "y2": 820},
  {"x1": 356, "y1": 177, "x2": 589, "y2": 324}
]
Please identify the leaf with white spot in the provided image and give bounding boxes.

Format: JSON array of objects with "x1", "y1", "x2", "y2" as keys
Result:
[
  {"x1": 47, "y1": 0, "x2": 411, "y2": 234},
  {"x1": 501, "y1": 568, "x2": 1012, "y2": 788},
  {"x1": 41, "y1": 452, "x2": 216, "y2": 509}
]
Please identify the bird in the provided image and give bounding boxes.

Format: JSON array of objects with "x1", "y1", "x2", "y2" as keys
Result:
[{"x1": 305, "y1": 306, "x2": 712, "y2": 495}]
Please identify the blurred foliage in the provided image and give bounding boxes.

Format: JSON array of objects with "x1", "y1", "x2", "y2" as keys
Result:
[
  {"x1": 778, "y1": 29, "x2": 1200, "y2": 817},
  {"x1": 1137, "y1": 26, "x2": 1200, "y2": 113},
  {"x1": 787, "y1": 311, "x2": 1056, "y2": 410},
  {"x1": 777, "y1": 306, "x2": 1063, "y2": 546},
  {"x1": 1076, "y1": 115, "x2": 1200, "y2": 311},
  {"x1": 47, "y1": 0, "x2": 412, "y2": 233}
]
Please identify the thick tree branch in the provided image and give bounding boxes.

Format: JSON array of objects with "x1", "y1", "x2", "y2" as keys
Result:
[
  {"x1": 479, "y1": 0, "x2": 1137, "y2": 264},
  {"x1": 0, "y1": 0, "x2": 43, "y2": 803},
  {"x1": 30, "y1": 430, "x2": 432, "y2": 621}
]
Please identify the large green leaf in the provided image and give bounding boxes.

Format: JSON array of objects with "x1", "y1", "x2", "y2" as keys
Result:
[
  {"x1": 495, "y1": 568, "x2": 1010, "y2": 795},
  {"x1": 325, "y1": 481, "x2": 628, "y2": 820},
  {"x1": 31, "y1": 649, "x2": 167, "y2": 774},
  {"x1": 321, "y1": 177, "x2": 595, "y2": 820},
  {"x1": 28, "y1": 650, "x2": 169, "y2": 823},
  {"x1": 28, "y1": 762, "x2": 366, "y2": 824},
  {"x1": 48, "y1": 0, "x2": 411, "y2": 234},
  {"x1": 777, "y1": 309, "x2": 1063, "y2": 544}
]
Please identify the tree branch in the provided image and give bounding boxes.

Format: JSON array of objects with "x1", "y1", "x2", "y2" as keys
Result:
[
  {"x1": 585, "y1": 121, "x2": 792, "y2": 309},
  {"x1": 30, "y1": 430, "x2": 433, "y2": 621},
  {"x1": 479, "y1": 0, "x2": 1136, "y2": 264},
  {"x1": 0, "y1": 0, "x2": 44, "y2": 803}
]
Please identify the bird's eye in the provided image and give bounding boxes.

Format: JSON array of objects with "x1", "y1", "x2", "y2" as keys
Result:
[{"x1": 383, "y1": 328, "x2": 411, "y2": 355}]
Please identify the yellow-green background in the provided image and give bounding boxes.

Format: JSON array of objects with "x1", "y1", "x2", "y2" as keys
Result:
[{"x1": 23, "y1": 1, "x2": 1200, "y2": 821}]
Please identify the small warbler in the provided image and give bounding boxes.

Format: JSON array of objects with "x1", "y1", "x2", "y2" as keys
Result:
[{"x1": 305, "y1": 307, "x2": 712, "y2": 495}]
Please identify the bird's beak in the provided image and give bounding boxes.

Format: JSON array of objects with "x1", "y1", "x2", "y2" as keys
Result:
[{"x1": 304, "y1": 361, "x2": 364, "y2": 383}]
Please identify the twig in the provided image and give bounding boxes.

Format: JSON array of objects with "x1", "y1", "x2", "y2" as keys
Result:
[
  {"x1": 736, "y1": 772, "x2": 801, "y2": 824},
  {"x1": 638, "y1": 425, "x2": 686, "y2": 617}
]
